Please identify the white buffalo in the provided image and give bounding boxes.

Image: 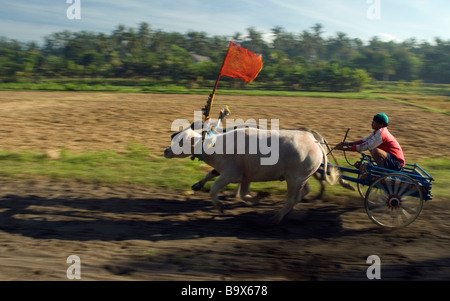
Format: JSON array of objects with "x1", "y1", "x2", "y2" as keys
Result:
[
  {"x1": 190, "y1": 126, "x2": 355, "y2": 199},
  {"x1": 164, "y1": 125, "x2": 339, "y2": 223}
]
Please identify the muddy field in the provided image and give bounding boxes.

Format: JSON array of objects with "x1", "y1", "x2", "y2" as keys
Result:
[{"x1": 0, "y1": 91, "x2": 449, "y2": 282}]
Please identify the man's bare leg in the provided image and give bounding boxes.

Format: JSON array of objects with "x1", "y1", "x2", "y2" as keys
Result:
[{"x1": 370, "y1": 148, "x2": 387, "y2": 168}]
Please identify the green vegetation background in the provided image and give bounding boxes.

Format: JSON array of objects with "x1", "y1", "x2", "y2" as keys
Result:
[{"x1": 1, "y1": 23, "x2": 450, "y2": 92}]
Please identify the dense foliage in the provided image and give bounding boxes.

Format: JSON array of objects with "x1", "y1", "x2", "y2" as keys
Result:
[{"x1": 1, "y1": 23, "x2": 449, "y2": 91}]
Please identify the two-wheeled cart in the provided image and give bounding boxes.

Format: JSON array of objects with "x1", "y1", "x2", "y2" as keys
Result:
[{"x1": 318, "y1": 152, "x2": 434, "y2": 228}]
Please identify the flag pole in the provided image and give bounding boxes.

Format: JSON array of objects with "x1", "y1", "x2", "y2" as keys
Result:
[{"x1": 203, "y1": 40, "x2": 233, "y2": 122}]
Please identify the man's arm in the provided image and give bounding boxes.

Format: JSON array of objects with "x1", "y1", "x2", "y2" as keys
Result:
[
  {"x1": 355, "y1": 130, "x2": 382, "y2": 152},
  {"x1": 335, "y1": 140, "x2": 364, "y2": 151}
]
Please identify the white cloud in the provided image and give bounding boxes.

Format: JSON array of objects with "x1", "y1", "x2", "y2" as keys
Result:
[{"x1": 376, "y1": 33, "x2": 403, "y2": 43}]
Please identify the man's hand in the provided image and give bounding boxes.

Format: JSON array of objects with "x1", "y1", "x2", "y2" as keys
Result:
[
  {"x1": 335, "y1": 142, "x2": 351, "y2": 151},
  {"x1": 335, "y1": 142, "x2": 345, "y2": 150}
]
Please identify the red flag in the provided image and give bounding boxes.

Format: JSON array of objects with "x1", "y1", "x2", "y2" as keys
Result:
[{"x1": 219, "y1": 41, "x2": 263, "y2": 84}]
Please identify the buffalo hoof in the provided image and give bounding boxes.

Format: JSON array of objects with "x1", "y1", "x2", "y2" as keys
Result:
[
  {"x1": 213, "y1": 201, "x2": 224, "y2": 214},
  {"x1": 257, "y1": 191, "x2": 270, "y2": 199},
  {"x1": 271, "y1": 214, "x2": 283, "y2": 224},
  {"x1": 191, "y1": 182, "x2": 203, "y2": 191}
]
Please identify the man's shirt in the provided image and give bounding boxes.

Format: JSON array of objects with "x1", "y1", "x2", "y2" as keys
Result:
[{"x1": 351, "y1": 127, "x2": 405, "y2": 166}]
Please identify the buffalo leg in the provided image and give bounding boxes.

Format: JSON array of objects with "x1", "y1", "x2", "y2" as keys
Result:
[
  {"x1": 273, "y1": 177, "x2": 308, "y2": 223},
  {"x1": 192, "y1": 169, "x2": 220, "y2": 191},
  {"x1": 193, "y1": 169, "x2": 245, "y2": 199},
  {"x1": 312, "y1": 172, "x2": 326, "y2": 199},
  {"x1": 238, "y1": 180, "x2": 259, "y2": 204},
  {"x1": 209, "y1": 174, "x2": 236, "y2": 213}
]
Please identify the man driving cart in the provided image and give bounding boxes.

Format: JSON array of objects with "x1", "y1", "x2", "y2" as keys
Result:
[{"x1": 334, "y1": 113, "x2": 405, "y2": 171}]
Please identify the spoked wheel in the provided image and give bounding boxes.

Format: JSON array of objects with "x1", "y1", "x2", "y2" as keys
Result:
[
  {"x1": 357, "y1": 183, "x2": 368, "y2": 199},
  {"x1": 365, "y1": 173, "x2": 423, "y2": 228},
  {"x1": 355, "y1": 160, "x2": 369, "y2": 199},
  {"x1": 357, "y1": 175, "x2": 369, "y2": 199}
]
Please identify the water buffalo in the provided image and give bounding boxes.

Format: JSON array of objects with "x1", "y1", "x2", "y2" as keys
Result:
[
  {"x1": 190, "y1": 126, "x2": 355, "y2": 199},
  {"x1": 164, "y1": 124, "x2": 339, "y2": 223}
]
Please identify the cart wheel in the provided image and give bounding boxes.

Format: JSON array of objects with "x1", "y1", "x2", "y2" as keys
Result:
[
  {"x1": 357, "y1": 175, "x2": 369, "y2": 199},
  {"x1": 365, "y1": 173, "x2": 423, "y2": 228},
  {"x1": 356, "y1": 160, "x2": 370, "y2": 199},
  {"x1": 357, "y1": 182, "x2": 368, "y2": 199}
]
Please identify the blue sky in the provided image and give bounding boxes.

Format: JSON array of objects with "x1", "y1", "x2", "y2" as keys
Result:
[{"x1": 0, "y1": 0, "x2": 448, "y2": 45}]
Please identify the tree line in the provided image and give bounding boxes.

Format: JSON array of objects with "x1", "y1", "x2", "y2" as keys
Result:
[{"x1": 0, "y1": 22, "x2": 449, "y2": 91}]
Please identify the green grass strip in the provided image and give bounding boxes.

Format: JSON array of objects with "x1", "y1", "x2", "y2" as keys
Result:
[{"x1": 0, "y1": 144, "x2": 447, "y2": 200}]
